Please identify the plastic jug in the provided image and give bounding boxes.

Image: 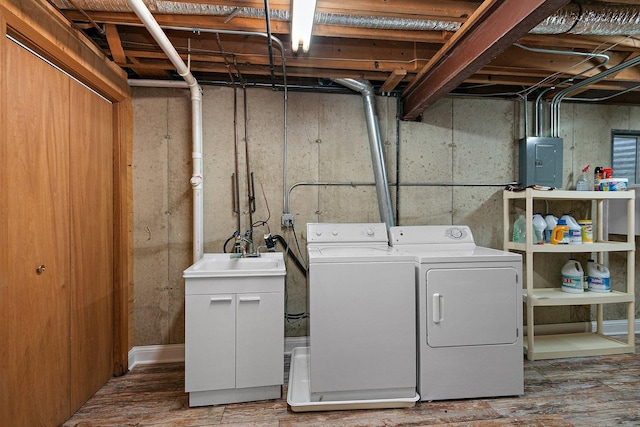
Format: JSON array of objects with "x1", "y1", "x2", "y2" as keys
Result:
[
  {"x1": 513, "y1": 214, "x2": 527, "y2": 243},
  {"x1": 544, "y1": 214, "x2": 558, "y2": 243},
  {"x1": 561, "y1": 259, "x2": 584, "y2": 293},
  {"x1": 550, "y1": 219, "x2": 569, "y2": 245},
  {"x1": 587, "y1": 260, "x2": 610, "y2": 293},
  {"x1": 532, "y1": 213, "x2": 546, "y2": 244},
  {"x1": 561, "y1": 214, "x2": 582, "y2": 245}
]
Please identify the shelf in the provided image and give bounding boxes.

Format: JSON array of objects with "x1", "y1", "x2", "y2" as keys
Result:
[
  {"x1": 503, "y1": 189, "x2": 635, "y2": 201},
  {"x1": 523, "y1": 333, "x2": 634, "y2": 360},
  {"x1": 504, "y1": 188, "x2": 635, "y2": 361},
  {"x1": 524, "y1": 288, "x2": 634, "y2": 306},
  {"x1": 505, "y1": 241, "x2": 635, "y2": 253}
]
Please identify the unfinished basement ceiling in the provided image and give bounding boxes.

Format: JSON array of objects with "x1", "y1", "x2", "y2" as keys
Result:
[{"x1": 49, "y1": 0, "x2": 640, "y2": 119}]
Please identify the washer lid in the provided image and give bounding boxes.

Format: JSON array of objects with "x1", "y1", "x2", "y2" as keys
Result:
[{"x1": 308, "y1": 245, "x2": 415, "y2": 263}]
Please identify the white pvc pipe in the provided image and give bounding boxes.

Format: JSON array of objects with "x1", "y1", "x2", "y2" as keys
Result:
[
  {"x1": 126, "y1": 0, "x2": 204, "y2": 263},
  {"x1": 128, "y1": 79, "x2": 189, "y2": 88}
]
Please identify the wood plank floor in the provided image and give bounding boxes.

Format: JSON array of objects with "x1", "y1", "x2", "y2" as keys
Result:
[{"x1": 64, "y1": 337, "x2": 640, "y2": 426}]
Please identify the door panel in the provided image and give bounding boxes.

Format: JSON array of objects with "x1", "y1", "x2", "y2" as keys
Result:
[
  {"x1": 2, "y1": 39, "x2": 72, "y2": 426},
  {"x1": 426, "y1": 267, "x2": 518, "y2": 348},
  {"x1": 185, "y1": 294, "x2": 236, "y2": 392},
  {"x1": 236, "y1": 292, "x2": 284, "y2": 388},
  {"x1": 69, "y1": 80, "x2": 114, "y2": 409}
]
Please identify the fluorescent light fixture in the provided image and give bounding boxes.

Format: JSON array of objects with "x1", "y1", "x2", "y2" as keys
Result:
[{"x1": 291, "y1": 0, "x2": 317, "y2": 53}]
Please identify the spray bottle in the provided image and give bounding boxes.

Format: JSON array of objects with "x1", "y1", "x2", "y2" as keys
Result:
[{"x1": 576, "y1": 164, "x2": 590, "y2": 191}]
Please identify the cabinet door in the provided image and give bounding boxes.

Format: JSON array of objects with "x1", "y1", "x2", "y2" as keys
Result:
[
  {"x1": 236, "y1": 292, "x2": 284, "y2": 388},
  {"x1": 69, "y1": 76, "x2": 114, "y2": 410},
  {"x1": 185, "y1": 294, "x2": 236, "y2": 392},
  {"x1": 1, "y1": 39, "x2": 71, "y2": 426}
]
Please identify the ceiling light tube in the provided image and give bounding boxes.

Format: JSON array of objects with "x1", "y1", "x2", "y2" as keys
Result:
[{"x1": 291, "y1": 0, "x2": 316, "y2": 53}]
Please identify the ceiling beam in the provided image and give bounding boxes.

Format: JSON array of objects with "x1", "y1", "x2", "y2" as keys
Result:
[
  {"x1": 401, "y1": 0, "x2": 569, "y2": 120},
  {"x1": 104, "y1": 24, "x2": 127, "y2": 64}
]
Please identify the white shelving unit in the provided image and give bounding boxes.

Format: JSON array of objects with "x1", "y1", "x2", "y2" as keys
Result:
[{"x1": 503, "y1": 189, "x2": 636, "y2": 361}]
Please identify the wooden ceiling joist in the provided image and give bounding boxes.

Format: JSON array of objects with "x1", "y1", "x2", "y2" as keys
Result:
[{"x1": 401, "y1": 0, "x2": 570, "y2": 120}]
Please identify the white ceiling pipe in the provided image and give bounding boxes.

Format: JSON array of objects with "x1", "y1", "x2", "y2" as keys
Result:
[
  {"x1": 126, "y1": 0, "x2": 204, "y2": 263},
  {"x1": 128, "y1": 79, "x2": 189, "y2": 88}
]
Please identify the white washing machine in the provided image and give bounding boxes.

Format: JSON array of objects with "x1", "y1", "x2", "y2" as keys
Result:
[
  {"x1": 304, "y1": 222, "x2": 417, "y2": 403},
  {"x1": 389, "y1": 225, "x2": 523, "y2": 401}
]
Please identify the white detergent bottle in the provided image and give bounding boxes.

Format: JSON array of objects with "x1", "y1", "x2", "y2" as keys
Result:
[
  {"x1": 561, "y1": 213, "x2": 582, "y2": 245},
  {"x1": 544, "y1": 214, "x2": 558, "y2": 243},
  {"x1": 532, "y1": 213, "x2": 546, "y2": 244},
  {"x1": 587, "y1": 259, "x2": 611, "y2": 293},
  {"x1": 561, "y1": 259, "x2": 584, "y2": 293}
]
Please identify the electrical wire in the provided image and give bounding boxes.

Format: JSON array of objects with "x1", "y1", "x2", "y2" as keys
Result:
[
  {"x1": 290, "y1": 222, "x2": 307, "y2": 266},
  {"x1": 252, "y1": 182, "x2": 271, "y2": 233}
]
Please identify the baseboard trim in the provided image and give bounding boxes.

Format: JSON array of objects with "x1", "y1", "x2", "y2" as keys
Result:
[
  {"x1": 128, "y1": 321, "x2": 638, "y2": 369},
  {"x1": 128, "y1": 336, "x2": 310, "y2": 369},
  {"x1": 128, "y1": 343, "x2": 185, "y2": 370},
  {"x1": 592, "y1": 319, "x2": 640, "y2": 336}
]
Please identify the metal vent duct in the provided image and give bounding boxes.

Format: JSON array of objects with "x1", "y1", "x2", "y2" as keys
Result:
[{"x1": 50, "y1": 1, "x2": 640, "y2": 36}]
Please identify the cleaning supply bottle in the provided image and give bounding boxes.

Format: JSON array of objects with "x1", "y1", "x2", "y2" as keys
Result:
[
  {"x1": 551, "y1": 219, "x2": 569, "y2": 245},
  {"x1": 513, "y1": 214, "x2": 527, "y2": 243},
  {"x1": 594, "y1": 166, "x2": 602, "y2": 191},
  {"x1": 578, "y1": 219, "x2": 593, "y2": 243},
  {"x1": 587, "y1": 260, "x2": 611, "y2": 293},
  {"x1": 561, "y1": 259, "x2": 584, "y2": 293},
  {"x1": 576, "y1": 164, "x2": 590, "y2": 191},
  {"x1": 544, "y1": 214, "x2": 558, "y2": 243},
  {"x1": 532, "y1": 213, "x2": 546, "y2": 244},
  {"x1": 561, "y1": 213, "x2": 582, "y2": 245}
]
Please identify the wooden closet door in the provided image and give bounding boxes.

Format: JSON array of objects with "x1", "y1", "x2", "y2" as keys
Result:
[
  {"x1": 69, "y1": 80, "x2": 114, "y2": 409},
  {"x1": 2, "y1": 39, "x2": 72, "y2": 425}
]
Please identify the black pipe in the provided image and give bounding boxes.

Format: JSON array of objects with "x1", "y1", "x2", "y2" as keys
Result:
[
  {"x1": 274, "y1": 234, "x2": 307, "y2": 277},
  {"x1": 263, "y1": 0, "x2": 277, "y2": 88}
]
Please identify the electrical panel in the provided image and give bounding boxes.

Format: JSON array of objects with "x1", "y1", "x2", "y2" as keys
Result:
[{"x1": 518, "y1": 137, "x2": 563, "y2": 188}]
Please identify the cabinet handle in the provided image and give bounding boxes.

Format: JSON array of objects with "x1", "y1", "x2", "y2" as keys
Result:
[
  {"x1": 239, "y1": 296, "x2": 261, "y2": 303},
  {"x1": 36, "y1": 265, "x2": 46, "y2": 275},
  {"x1": 210, "y1": 297, "x2": 233, "y2": 303},
  {"x1": 432, "y1": 293, "x2": 443, "y2": 324}
]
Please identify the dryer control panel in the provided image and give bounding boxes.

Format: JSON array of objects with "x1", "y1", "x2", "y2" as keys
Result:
[{"x1": 389, "y1": 225, "x2": 474, "y2": 246}]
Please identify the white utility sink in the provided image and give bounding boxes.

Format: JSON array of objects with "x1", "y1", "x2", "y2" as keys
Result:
[{"x1": 183, "y1": 252, "x2": 286, "y2": 278}]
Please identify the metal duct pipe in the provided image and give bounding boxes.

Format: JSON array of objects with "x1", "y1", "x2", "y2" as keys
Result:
[
  {"x1": 550, "y1": 54, "x2": 640, "y2": 137},
  {"x1": 532, "y1": 3, "x2": 640, "y2": 35},
  {"x1": 53, "y1": 1, "x2": 640, "y2": 36},
  {"x1": 331, "y1": 78, "x2": 395, "y2": 230},
  {"x1": 126, "y1": 0, "x2": 205, "y2": 263}
]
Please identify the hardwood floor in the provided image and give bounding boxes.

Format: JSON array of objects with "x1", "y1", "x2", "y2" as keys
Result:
[{"x1": 64, "y1": 337, "x2": 640, "y2": 426}]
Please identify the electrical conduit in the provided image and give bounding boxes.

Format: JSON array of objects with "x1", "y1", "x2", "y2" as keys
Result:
[{"x1": 126, "y1": 0, "x2": 205, "y2": 262}]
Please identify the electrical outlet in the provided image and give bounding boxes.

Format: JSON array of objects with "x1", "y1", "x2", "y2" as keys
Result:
[{"x1": 281, "y1": 213, "x2": 295, "y2": 227}]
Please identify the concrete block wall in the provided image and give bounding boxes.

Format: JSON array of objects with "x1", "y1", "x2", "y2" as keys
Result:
[{"x1": 132, "y1": 86, "x2": 640, "y2": 346}]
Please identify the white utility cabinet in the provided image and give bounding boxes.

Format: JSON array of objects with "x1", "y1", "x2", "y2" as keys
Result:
[
  {"x1": 183, "y1": 253, "x2": 285, "y2": 406},
  {"x1": 503, "y1": 189, "x2": 635, "y2": 361}
]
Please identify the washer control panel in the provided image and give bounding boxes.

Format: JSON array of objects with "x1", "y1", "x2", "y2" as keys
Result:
[{"x1": 307, "y1": 223, "x2": 388, "y2": 244}]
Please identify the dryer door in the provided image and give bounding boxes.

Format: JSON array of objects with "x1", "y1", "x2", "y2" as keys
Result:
[{"x1": 426, "y1": 267, "x2": 519, "y2": 348}]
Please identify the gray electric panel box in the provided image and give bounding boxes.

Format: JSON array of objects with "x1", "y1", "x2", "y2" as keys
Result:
[{"x1": 518, "y1": 137, "x2": 563, "y2": 188}]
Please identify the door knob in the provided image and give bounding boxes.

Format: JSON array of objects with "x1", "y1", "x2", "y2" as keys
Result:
[{"x1": 36, "y1": 265, "x2": 46, "y2": 275}]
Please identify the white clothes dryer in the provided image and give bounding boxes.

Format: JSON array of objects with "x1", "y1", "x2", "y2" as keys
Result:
[
  {"x1": 305, "y1": 223, "x2": 417, "y2": 403},
  {"x1": 390, "y1": 225, "x2": 523, "y2": 401}
]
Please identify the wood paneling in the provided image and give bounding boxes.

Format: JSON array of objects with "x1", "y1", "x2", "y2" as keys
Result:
[
  {"x1": 3, "y1": 37, "x2": 72, "y2": 426},
  {"x1": 69, "y1": 80, "x2": 114, "y2": 410}
]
